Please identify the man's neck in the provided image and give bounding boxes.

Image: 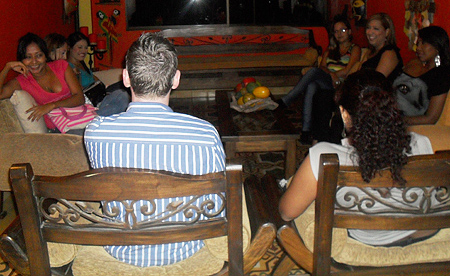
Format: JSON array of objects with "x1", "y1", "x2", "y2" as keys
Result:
[{"x1": 132, "y1": 94, "x2": 170, "y2": 106}]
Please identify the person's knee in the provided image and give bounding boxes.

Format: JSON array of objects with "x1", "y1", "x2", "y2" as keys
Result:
[
  {"x1": 308, "y1": 67, "x2": 321, "y2": 74},
  {"x1": 97, "y1": 90, "x2": 130, "y2": 116},
  {"x1": 305, "y1": 82, "x2": 320, "y2": 100}
]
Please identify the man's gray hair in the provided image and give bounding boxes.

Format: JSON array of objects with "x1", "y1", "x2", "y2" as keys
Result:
[{"x1": 125, "y1": 33, "x2": 178, "y2": 98}]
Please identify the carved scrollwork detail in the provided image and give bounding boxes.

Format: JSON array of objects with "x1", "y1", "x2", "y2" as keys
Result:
[
  {"x1": 335, "y1": 186, "x2": 450, "y2": 215},
  {"x1": 40, "y1": 193, "x2": 226, "y2": 230},
  {"x1": 40, "y1": 199, "x2": 126, "y2": 228}
]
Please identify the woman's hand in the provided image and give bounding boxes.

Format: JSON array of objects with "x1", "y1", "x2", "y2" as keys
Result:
[
  {"x1": 26, "y1": 103, "x2": 55, "y2": 122},
  {"x1": 330, "y1": 72, "x2": 341, "y2": 88},
  {"x1": 7, "y1": 61, "x2": 28, "y2": 77}
]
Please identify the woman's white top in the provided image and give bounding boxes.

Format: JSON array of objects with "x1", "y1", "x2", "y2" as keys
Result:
[{"x1": 308, "y1": 132, "x2": 434, "y2": 245}]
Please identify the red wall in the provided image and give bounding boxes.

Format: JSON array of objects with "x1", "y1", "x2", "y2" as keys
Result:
[
  {"x1": 0, "y1": 0, "x2": 75, "y2": 81},
  {"x1": 91, "y1": 0, "x2": 450, "y2": 69},
  {"x1": 90, "y1": 2, "x2": 146, "y2": 70},
  {"x1": 329, "y1": 0, "x2": 450, "y2": 64},
  {"x1": 90, "y1": 3, "x2": 327, "y2": 70}
]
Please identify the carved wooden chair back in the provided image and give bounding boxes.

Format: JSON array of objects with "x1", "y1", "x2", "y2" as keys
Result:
[
  {"x1": 277, "y1": 150, "x2": 450, "y2": 276},
  {"x1": 9, "y1": 162, "x2": 243, "y2": 276}
]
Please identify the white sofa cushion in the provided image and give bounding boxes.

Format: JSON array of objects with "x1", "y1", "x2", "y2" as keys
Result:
[
  {"x1": 93, "y1": 69, "x2": 123, "y2": 87},
  {"x1": 10, "y1": 90, "x2": 47, "y2": 133}
]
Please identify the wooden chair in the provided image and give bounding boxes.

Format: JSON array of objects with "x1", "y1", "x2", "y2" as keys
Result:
[
  {"x1": 9, "y1": 161, "x2": 248, "y2": 276},
  {"x1": 271, "y1": 151, "x2": 450, "y2": 276}
]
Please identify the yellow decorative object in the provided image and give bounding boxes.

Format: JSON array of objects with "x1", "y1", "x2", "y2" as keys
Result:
[{"x1": 253, "y1": 86, "x2": 271, "y2": 99}]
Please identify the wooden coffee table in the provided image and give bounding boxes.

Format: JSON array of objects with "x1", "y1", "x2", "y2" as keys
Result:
[{"x1": 216, "y1": 90, "x2": 300, "y2": 178}]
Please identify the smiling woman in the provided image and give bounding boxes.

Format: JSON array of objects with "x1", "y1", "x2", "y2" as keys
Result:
[{"x1": 0, "y1": 33, "x2": 85, "y2": 131}]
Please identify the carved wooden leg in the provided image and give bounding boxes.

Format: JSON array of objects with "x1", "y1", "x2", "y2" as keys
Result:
[{"x1": 272, "y1": 253, "x2": 296, "y2": 276}]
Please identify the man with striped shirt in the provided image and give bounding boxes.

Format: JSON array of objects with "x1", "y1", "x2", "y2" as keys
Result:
[{"x1": 84, "y1": 33, "x2": 226, "y2": 267}]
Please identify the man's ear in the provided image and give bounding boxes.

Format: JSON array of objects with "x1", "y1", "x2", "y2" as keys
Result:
[
  {"x1": 123, "y1": 69, "x2": 131, "y2": 88},
  {"x1": 171, "y1": 70, "x2": 181, "y2": 90}
]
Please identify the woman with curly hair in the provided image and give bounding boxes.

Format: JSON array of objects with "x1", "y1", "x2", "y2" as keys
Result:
[{"x1": 279, "y1": 69, "x2": 436, "y2": 246}]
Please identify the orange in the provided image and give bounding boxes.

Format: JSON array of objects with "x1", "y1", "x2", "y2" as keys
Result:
[
  {"x1": 243, "y1": 93, "x2": 256, "y2": 103},
  {"x1": 253, "y1": 86, "x2": 270, "y2": 98}
]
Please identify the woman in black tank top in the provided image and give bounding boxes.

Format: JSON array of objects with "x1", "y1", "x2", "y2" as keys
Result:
[{"x1": 312, "y1": 13, "x2": 403, "y2": 144}]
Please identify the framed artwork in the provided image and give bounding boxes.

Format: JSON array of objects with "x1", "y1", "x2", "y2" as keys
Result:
[
  {"x1": 96, "y1": 9, "x2": 121, "y2": 63},
  {"x1": 351, "y1": 0, "x2": 367, "y2": 26},
  {"x1": 404, "y1": 0, "x2": 435, "y2": 50},
  {"x1": 64, "y1": 0, "x2": 78, "y2": 24}
]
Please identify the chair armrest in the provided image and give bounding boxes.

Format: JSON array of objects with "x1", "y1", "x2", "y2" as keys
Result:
[{"x1": 243, "y1": 175, "x2": 277, "y2": 273}]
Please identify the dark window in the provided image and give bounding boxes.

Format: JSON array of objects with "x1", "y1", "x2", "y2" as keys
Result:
[{"x1": 126, "y1": 0, "x2": 326, "y2": 30}]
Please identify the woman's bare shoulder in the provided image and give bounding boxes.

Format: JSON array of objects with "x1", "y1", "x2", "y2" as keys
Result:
[{"x1": 403, "y1": 58, "x2": 426, "y2": 77}]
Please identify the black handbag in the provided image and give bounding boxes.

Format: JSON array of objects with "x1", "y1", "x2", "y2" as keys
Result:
[{"x1": 83, "y1": 81, "x2": 107, "y2": 107}]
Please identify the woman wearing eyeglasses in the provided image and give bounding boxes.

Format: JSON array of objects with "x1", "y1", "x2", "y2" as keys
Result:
[
  {"x1": 312, "y1": 13, "x2": 404, "y2": 144},
  {"x1": 278, "y1": 15, "x2": 361, "y2": 144}
]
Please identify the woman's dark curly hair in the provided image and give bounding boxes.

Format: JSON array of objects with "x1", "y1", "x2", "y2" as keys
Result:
[{"x1": 336, "y1": 69, "x2": 411, "y2": 184}]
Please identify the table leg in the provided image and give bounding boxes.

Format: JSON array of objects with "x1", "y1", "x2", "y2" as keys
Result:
[{"x1": 285, "y1": 139, "x2": 297, "y2": 179}]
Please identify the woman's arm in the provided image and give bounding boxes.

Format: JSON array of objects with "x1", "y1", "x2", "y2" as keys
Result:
[
  {"x1": 26, "y1": 66, "x2": 85, "y2": 122},
  {"x1": 334, "y1": 45, "x2": 361, "y2": 79},
  {"x1": 320, "y1": 46, "x2": 362, "y2": 87},
  {"x1": 375, "y1": 49, "x2": 400, "y2": 78},
  {"x1": 357, "y1": 49, "x2": 370, "y2": 71},
  {"x1": 0, "y1": 62, "x2": 27, "y2": 100},
  {"x1": 318, "y1": 50, "x2": 342, "y2": 86},
  {"x1": 406, "y1": 93, "x2": 447, "y2": 125},
  {"x1": 279, "y1": 155, "x2": 318, "y2": 221},
  {"x1": 318, "y1": 50, "x2": 330, "y2": 69}
]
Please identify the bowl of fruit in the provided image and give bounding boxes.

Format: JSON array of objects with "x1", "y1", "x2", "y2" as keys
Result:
[{"x1": 230, "y1": 77, "x2": 278, "y2": 113}]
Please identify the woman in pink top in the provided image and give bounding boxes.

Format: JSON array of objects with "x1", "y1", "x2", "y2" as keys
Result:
[{"x1": 0, "y1": 33, "x2": 84, "y2": 130}]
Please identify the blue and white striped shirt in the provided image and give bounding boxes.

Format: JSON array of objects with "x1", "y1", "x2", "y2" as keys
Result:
[{"x1": 84, "y1": 102, "x2": 226, "y2": 267}]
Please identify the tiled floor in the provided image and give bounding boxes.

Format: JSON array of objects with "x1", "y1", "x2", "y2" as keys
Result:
[{"x1": 0, "y1": 192, "x2": 19, "y2": 276}]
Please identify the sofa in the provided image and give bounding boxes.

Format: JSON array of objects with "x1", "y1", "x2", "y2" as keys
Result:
[
  {"x1": 162, "y1": 26, "x2": 323, "y2": 71},
  {"x1": 408, "y1": 92, "x2": 450, "y2": 152},
  {"x1": 0, "y1": 69, "x2": 123, "y2": 192}
]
